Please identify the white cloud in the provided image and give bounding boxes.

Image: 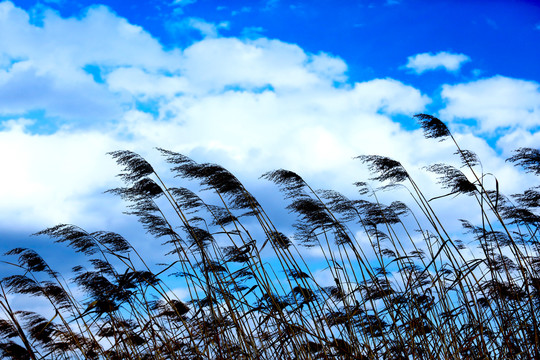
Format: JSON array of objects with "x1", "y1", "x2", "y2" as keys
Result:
[
  {"x1": 440, "y1": 75, "x2": 540, "y2": 134},
  {"x1": 0, "y1": 118, "x2": 126, "y2": 231},
  {"x1": 0, "y1": 61, "x2": 123, "y2": 120},
  {"x1": 404, "y1": 51, "x2": 470, "y2": 74},
  {"x1": 0, "y1": 2, "x2": 180, "y2": 70},
  {"x1": 496, "y1": 128, "x2": 540, "y2": 157},
  {"x1": 181, "y1": 17, "x2": 229, "y2": 38},
  {"x1": 106, "y1": 67, "x2": 189, "y2": 98},
  {"x1": 0, "y1": 1, "x2": 533, "y2": 251},
  {"x1": 0, "y1": 1, "x2": 181, "y2": 123},
  {"x1": 178, "y1": 38, "x2": 348, "y2": 93}
]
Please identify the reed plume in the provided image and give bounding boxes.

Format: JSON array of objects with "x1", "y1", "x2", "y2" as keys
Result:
[{"x1": 1, "y1": 115, "x2": 539, "y2": 359}]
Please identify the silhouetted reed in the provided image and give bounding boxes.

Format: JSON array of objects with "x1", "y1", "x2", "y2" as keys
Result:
[{"x1": 1, "y1": 115, "x2": 539, "y2": 359}]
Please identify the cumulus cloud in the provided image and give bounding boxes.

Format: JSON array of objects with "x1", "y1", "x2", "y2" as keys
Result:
[
  {"x1": 0, "y1": 1, "x2": 182, "y2": 124},
  {"x1": 404, "y1": 51, "x2": 470, "y2": 74},
  {"x1": 0, "y1": 61, "x2": 123, "y2": 120},
  {"x1": 177, "y1": 38, "x2": 350, "y2": 94},
  {"x1": 172, "y1": 17, "x2": 229, "y2": 38},
  {"x1": 440, "y1": 75, "x2": 540, "y2": 134},
  {"x1": 0, "y1": 118, "x2": 125, "y2": 230},
  {"x1": 0, "y1": 0, "x2": 531, "y2": 248},
  {"x1": 0, "y1": 2, "x2": 180, "y2": 70}
]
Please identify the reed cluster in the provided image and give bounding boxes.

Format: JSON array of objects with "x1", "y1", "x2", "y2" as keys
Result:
[{"x1": 1, "y1": 114, "x2": 539, "y2": 359}]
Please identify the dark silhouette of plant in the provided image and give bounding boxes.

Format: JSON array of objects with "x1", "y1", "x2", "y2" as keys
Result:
[{"x1": 0, "y1": 114, "x2": 539, "y2": 359}]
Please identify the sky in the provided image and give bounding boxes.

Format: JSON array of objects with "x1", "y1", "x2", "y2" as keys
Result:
[{"x1": 0, "y1": 0, "x2": 540, "y2": 278}]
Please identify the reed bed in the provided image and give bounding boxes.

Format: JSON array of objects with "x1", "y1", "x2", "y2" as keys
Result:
[{"x1": 1, "y1": 114, "x2": 539, "y2": 359}]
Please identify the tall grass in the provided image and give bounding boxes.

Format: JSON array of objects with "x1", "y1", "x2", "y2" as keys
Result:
[{"x1": 1, "y1": 114, "x2": 539, "y2": 359}]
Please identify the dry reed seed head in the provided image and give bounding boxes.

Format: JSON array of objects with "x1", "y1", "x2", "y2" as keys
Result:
[
  {"x1": 156, "y1": 147, "x2": 194, "y2": 165},
  {"x1": 365, "y1": 227, "x2": 390, "y2": 242},
  {"x1": 329, "y1": 284, "x2": 348, "y2": 302},
  {"x1": 389, "y1": 200, "x2": 410, "y2": 217},
  {"x1": 169, "y1": 187, "x2": 205, "y2": 213},
  {"x1": 488, "y1": 254, "x2": 518, "y2": 273},
  {"x1": 0, "y1": 341, "x2": 31, "y2": 360},
  {"x1": 190, "y1": 295, "x2": 218, "y2": 308},
  {"x1": 2, "y1": 275, "x2": 42, "y2": 296},
  {"x1": 413, "y1": 113, "x2": 451, "y2": 140},
  {"x1": 257, "y1": 293, "x2": 291, "y2": 312},
  {"x1": 222, "y1": 243, "x2": 252, "y2": 263},
  {"x1": 73, "y1": 271, "x2": 134, "y2": 313},
  {"x1": 33, "y1": 224, "x2": 100, "y2": 255},
  {"x1": 171, "y1": 158, "x2": 259, "y2": 211},
  {"x1": 170, "y1": 299, "x2": 190, "y2": 316},
  {"x1": 0, "y1": 320, "x2": 18, "y2": 339},
  {"x1": 379, "y1": 248, "x2": 397, "y2": 258},
  {"x1": 131, "y1": 177, "x2": 164, "y2": 197},
  {"x1": 299, "y1": 340, "x2": 324, "y2": 354},
  {"x1": 117, "y1": 269, "x2": 160, "y2": 288},
  {"x1": 354, "y1": 200, "x2": 402, "y2": 225},
  {"x1": 426, "y1": 163, "x2": 477, "y2": 195},
  {"x1": 89, "y1": 258, "x2": 115, "y2": 275},
  {"x1": 455, "y1": 149, "x2": 481, "y2": 168},
  {"x1": 20, "y1": 311, "x2": 55, "y2": 345},
  {"x1": 500, "y1": 206, "x2": 540, "y2": 226},
  {"x1": 90, "y1": 231, "x2": 131, "y2": 253},
  {"x1": 464, "y1": 222, "x2": 515, "y2": 246},
  {"x1": 481, "y1": 279, "x2": 526, "y2": 302},
  {"x1": 332, "y1": 226, "x2": 353, "y2": 245},
  {"x1": 401, "y1": 317, "x2": 433, "y2": 337},
  {"x1": 360, "y1": 278, "x2": 395, "y2": 301},
  {"x1": 151, "y1": 299, "x2": 190, "y2": 319},
  {"x1": 357, "y1": 313, "x2": 388, "y2": 337},
  {"x1": 266, "y1": 231, "x2": 292, "y2": 249},
  {"x1": 507, "y1": 147, "x2": 540, "y2": 175},
  {"x1": 353, "y1": 181, "x2": 371, "y2": 195},
  {"x1": 292, "y1": 222, "x2": 321, "y2": 246},
  {"x1": 290, "y1": 285, "x2": 317, "y2": 305},
  {"x1": 108, "y1": 150, "x2": 155, "y2": 183},
  {"x1": 40, "y1": 282, "x2": 71, "y2": 309},
  {"x1": 261, "y1": 169, "x2": 307, "y2": 197},
  {"x1": 317, "y1": 189, "x2": 359, "y2": 221},
  {"x1": 129, "y1": 207, "x2": 178, "y2": 238},
  {"x1": 287, "y1": 196, "x2": 334, "y2": 227},
  {"x1": 106, "y1": 178, "x2": 163, "y2": 204},
  {"x1": 285, "y1": 269, "x2": 310, "y2": 280},
  {"x1": 183, "y1": 225, "x2": 214, "y2": 251},
  {"x1": 513, "y1": 188, "x2": 540, "y2": 208},
  {"x1": 357, "y1": 155, "x2": 409, "y2": 183},
  {"x1": 197, "y1": 260, "x2": 227, "y2": 273},
  {"x1": 4, "y1": 248, "x2": 48, "y2": 273},
  {"x1": 206, "y1": 204, "x2": 239, "y2": 226},
  {"x1": 233, "y1": 267, "x2": 255, "y2": 280},
  {"x1": 325, "y1": 309, "x2": 349, "y2": 326}
]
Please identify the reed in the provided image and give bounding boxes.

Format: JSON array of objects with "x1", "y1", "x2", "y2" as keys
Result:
[{"x1": 1, "y1": 114, "x2": 539, "y2": 359}]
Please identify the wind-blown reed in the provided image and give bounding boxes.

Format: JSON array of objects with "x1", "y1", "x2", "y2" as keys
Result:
[{"x1": 1, "y1": 114, "x2": 539, "y2": 359}]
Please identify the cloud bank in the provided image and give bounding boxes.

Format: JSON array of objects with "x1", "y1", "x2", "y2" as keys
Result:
[{"x1": 0, "y1": 1, "x2": 537, "y2": 240}]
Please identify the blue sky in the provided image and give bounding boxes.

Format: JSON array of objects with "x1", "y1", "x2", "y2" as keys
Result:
[{"x1": 0, "y1": 0, "x2": 539, "y2": 277}]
